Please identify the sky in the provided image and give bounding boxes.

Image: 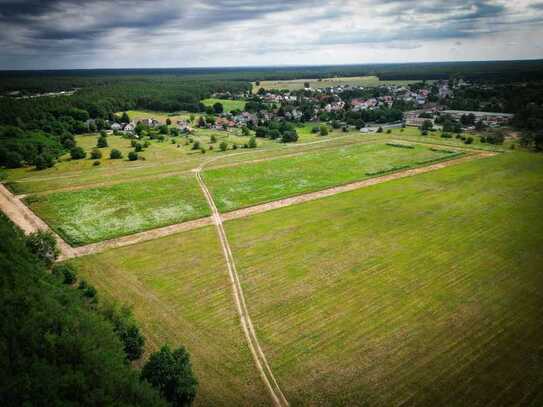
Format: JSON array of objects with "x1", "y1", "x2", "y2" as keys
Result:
[{"x1": 0, "y1": 0, "x2": 542, "y2": 70}]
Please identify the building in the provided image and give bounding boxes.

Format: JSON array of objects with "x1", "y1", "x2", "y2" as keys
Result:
[{"x1": 440, "y1": 110, "x2": 513, "y2": 125}]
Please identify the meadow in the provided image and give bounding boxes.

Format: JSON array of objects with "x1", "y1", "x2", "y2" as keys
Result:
[
  {"x1": 201, "y1": 98, "x2": 246, "y2": 112},
  {"x1": 27, "y1": 174, "x2": 210, "y2": 245},
  {"x1": 225, "y1": 151, "x2": 543, "y2": 405},
  {"x1": 203, "y1": 141, "x2": 460, "y2": 212},
  {"x1": 69, "y1": 227, "x2": 270, "y2": 406},
  {"x1": 252, "y1": 75, "x2": 422, "y2": 92}
]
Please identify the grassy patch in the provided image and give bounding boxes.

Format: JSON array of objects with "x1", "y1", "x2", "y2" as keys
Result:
[
  {"x1": 69, "y1": 227, "x2": 269, "y2": 406},
  {"x1": 225, "y1": 151, "x2": 543, "y2": 405},
  {"x1": 203, "y1": 142, "x2": 455, "y2": 212},
  {"x1": 27, "y1": 175, "x2": 210, "y2": 245},
  {"x1": 201, "y1": 98, "x2": 246, "y2": 112}
]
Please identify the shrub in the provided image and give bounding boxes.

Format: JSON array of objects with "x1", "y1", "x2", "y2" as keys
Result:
[
  {"x1": 386, "y1": 129, "x2": 392, "y2": 134},
  {"x1": 52, "y1": 264, "x2": 77, "y2": 285},
  {"x1": 130, "y1": 140, "x2": 137, "y2": 147},
  {"x1": 248, "y1": 136, "x2": 257, "y2": 148},
  {"x1": 97, "y1": 136, "x2": 108, "y2": 148},
  {"x1": 110, "y1": 149, "x2": 123, "y2": 159},
  {"x1": 93, "y1": 161, "x2": 101, "y2": 166},
  {"x1": 319, "y1": 125, "x2": 329, "y2": 136},
  {"x1": 90, "y1": 148, "x2": 102, "y2": 159},
  {"x1": 311, "y1": 126, "x2": 320, "y2": 134},
  {"x1": 134, "y1": 143, "x2": 143, "y2": 152},
  {"x1": 128, "y1": 151, "x2": 138, "y2": 161},
  {"x1": 25, "y1": 230, "x2": 59, "y2": 266},
  {"x1": 210, "y1": 135, "x2": 217, "y2": 143},
  {"x1": 143, "y1": 141, "x2": 150, "y2": 148},
  {"x1": 232, "y1": 143, "x2": 238, "y2": 150},
  {"x1": 191, "y1": 141, "x2": 200, "y2": 150},
  {"x1": 35, "y1": 154, "x2": 55, "y2": 170},
  {"x1": 219, "y1": 141, "x2": 228, "y2": 151},
  {"x1": 464, "y1": 136, "x2": 474, "y2": 145},
  {"x1": 141, "y1": 345, "x2": 198, "y2": 406},
  {"x1": 281, "y1": 131, "x2": 298, "y2": 143},
  {"x1": 70, "y1": 147, "x2": 86, "y2": 160},
  {"x1": 377, "y1": 126, "x2": 383, "y2": 133},
  {"x1": 200, "y1": 148, "x2": 206, "y2": 154}
]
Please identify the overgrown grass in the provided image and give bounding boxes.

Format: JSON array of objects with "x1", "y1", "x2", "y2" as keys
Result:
[
  {"x1": 203, "y1": 142, "x2": 455, "y2": 212},
  {"x1": 201, "y1": 98, "x2": 246, "y2": 112},
  {"x1": 225, "y1": 151, "x2": 543, "y2": 405},
  {"x1": 69, "y1": 227, "x2": 269, "y2": 406},
  {"x1": 27, "y1": 175, "x2": 210, "y2": 245}
]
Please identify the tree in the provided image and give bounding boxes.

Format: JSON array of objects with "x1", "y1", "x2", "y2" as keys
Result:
[
  {"x1": 97, "y1": 135, "x2": 108, "y2": 148},
  {"x1": 319, "y1": 125, "x2": 329, "y2": 136},
  {"x1": 166, "y1": 118, "x2": 172, "y2": 126},
  {"x1": 128, "y1": 151, "x2": 138, "y2": 161},
  {"x1": 255, "y1": 127, "x2": 268, "y2": 138},
  {"x1": 421, "y1": 120, "x2": 433, "y2": 131},
  {"x1": 25, "y1": 230, "x2": 59, "y2": 266},
  {"x1": 135, "y1": 143, "x2": 143, "y2": 152},
  {"x1": 35, "y1": 153, "x2": 54, "y2": 170},
  {"x1": 281, "y1": 130, "x2": 298, "y2": 143},
  {"x1": 121, "y1": 112, "x2": 130, "y2": 123},
  {"x1": 210, "y1": 134, "x2": 217, "y2": 144},
  {"x1": 90, "y1": 148, "x2": 102, "y2": 159},
  {"x1": 304, "y1": 82, "x2": 310, "y2": 88},
  {"x1": 70, "y1": 146, "x2": 86, "y2": 160},
  {"x1": 197, "y1": 116, "x2": 206, "y2": 128},
  {"x1": 248, "y1": 136, "x2": 257, "y2": 148},
  {"x1": 241, "y1": 126, "x2": 250, "y2": 136},
  {"x1": 191, "y1": 141, "x2": 200, "y2": 150},
  {"x1": 52, "y1": 263, "x2": 77, "y2": 285},
  {"x1": 141, "y1": 345, "x2": 198, "y2": 407},
  {"x1": 213, "y1": 102, "x2": 224, "y2": 114},
  {"x1": 110, "y1": 149, "x2": 123, "y2": 159}
]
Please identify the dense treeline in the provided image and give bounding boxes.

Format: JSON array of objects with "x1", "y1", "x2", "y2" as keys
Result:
[{"x1": 0, "y1": 215, "x2": 167, "y2": 406}]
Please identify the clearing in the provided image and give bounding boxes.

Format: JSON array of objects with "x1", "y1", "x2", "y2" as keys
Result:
[{"x1": 201, "y1": 98, "x2": 247, "y2": 112}]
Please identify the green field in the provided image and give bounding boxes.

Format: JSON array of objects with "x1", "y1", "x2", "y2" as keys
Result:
[
  {"x1": 252, "y1": 76, "x2": 422, "y2": 92},
  {"x1": 224, "y1": 151, "x2": 543, "y2": 405},
  {"x1": 69, "y1": 227, "x2": 269, "y2": 406},
  {"x1": 27, "y1": 175, "x2": 210, "y2": 245},
  {"x1": 203, "y1": 141, "x2": 460, "y2": 212},
  {"x1": 201, "y1": 98, "x2": 246, "y2": 112}
]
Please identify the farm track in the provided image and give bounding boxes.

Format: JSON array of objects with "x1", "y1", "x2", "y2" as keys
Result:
[
  {"x1": 0, "y1": 150, "x2": 495, "y2": 262},
  {"x1": 194, "y1": 162, "x2": 290, "y2": 407}
]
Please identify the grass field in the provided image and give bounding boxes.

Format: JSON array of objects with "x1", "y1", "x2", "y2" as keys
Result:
[
  {"x1": 203, "y1": 141, "x2": 460, "y2": 212},
  {"x1": 224, "y1": 151, "x2": 543, "y2": 405},
  {"x1": 201, "y1": 98, "x2": 246, "y2": 112},
  {"x1": 27, "y1": 175, "x2": 210, "y2": 245},
  {"x1": 69, "y1": 227, "x2": 270, "y2": 406},
  {"x1": 252, "y1": 76, "x2": 422, "y2": 93}
]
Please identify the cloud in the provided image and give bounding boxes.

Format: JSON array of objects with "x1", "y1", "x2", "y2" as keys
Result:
[{"x1": 0, "y1": 0, "x2": 542, "y2": 68}]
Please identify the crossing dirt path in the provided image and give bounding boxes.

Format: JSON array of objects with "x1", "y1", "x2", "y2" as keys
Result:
[{"x1": 195, "y1": 161, "x2": 290, "y2": 407}]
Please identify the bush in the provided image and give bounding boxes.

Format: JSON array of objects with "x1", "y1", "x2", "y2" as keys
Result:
[
  {"x1": 93, "y1": 161, "x2": 101, "y2": 166},
  {"x1": 219, "y1": 141, "x2": 228, "y2": 151},
  {"x1": 97, "y1": 135, "x2": 108, "y2": 148},
  {"x1": 141, "y1": 345, "x2": 198, "y2": 406},
  {"x1": 134, "y1": 143, "x2": 143, "y2": 152},
  {"x1": 90, "y1": 148, "x2": 102, "y2": 159},
  {"x1": 100, "y1": 302, "x2": 145, "y2": 361},
  {"x1": 128, "y1": 151, "x2": 138, "y2": 161},
  {"x1": 248, "y1": 136, "x2": 257, "y2": 148},
  {"x1": 377, "y1": 126, "x2": 383, "y2": 133},
  {"x1": 35, "y1": 153, "x2": 55, "y2": 170},
  {"x1": 281, "y1": 131, "x2": 298, "y2": 143},
  {"x1": 25, "y1": 230, "x2": 59, "y2": 266},
  {"x1": 320, "y1": 125, "x2": 329, "y2": 136},
  {"x1": 110, "y1": 149, "x2": 123, "y2": 159},
  {"x1": 210, "y1": 135, "x2": 217, "y2": 143},
  {"x1": 70, "y1": 147, "x2": 86, "y2": 160},
  {"x1": 464, "y1": 136, "x2": 474, "y2": 145},
  {"x1": 232, "y1": 143, "x2": 238, "y2": 150},
  {"x1": 144, "y1": 141, "x2": 150, "y2": 148},
  {"x1": 130, "y1": 140, "x2": 137, "y2": 147},
  {"x1": 191, "y1": 141, "x2": 200, "y2": 150},
  {"x1": 52, "y1": 264, "x2": 77, "y2": 284}
]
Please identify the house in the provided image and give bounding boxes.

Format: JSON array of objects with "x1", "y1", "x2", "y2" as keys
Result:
[
  {"x1": 110, "y1": 122, "x2": 122, "y2": 131},
  {"x1": 138, "y1": 118, "x2": 160, "y2": 128},
  {"x1": 123, "y1": 123, "x2": 135, "y2": 133}
]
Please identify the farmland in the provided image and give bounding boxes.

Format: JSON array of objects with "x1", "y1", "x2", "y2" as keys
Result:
[
  {"x1": 27, "y1": 174, "x2": 209, "y2": 245},
  {"x1": 203, "y1": 141, "x2": 461, "y2": 211},
  {"x1": 225, "y1": 151, "x2": 543, "y2": 405},
  {"x1": 252, "y1": 75, "x2": 422, "y2": 92}
]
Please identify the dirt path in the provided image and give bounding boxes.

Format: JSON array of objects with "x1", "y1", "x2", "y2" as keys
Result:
[
  {"x1": 0, "y1": 183, "x2": 75, "y2": 259},
  {"x1": 195, "y1": 164, "x2": 289, "y2": 407}
]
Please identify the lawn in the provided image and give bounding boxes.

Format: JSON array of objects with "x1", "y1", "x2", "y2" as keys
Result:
[
  {"x1": 252, "y1": 76, "x2": 422, "y2": 92},
  {"x1": 203, "y1": 141, "x2": 460, "y2": 212},
  {"x1": 27, "y1": 175, "x2": 210, "y2": 245},
  {"x1": 201, "y1": 98, "x2": 246, "y2": 112},
  {"x1": 224, "y1": 151, "x2": 543, "y2": 405},
  {"x1": 69, "y1": 227, "x2": 270, "y2": 406}
]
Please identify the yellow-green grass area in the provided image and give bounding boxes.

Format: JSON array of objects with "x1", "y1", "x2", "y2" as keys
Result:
[
  {"x1": 69, "y1": 227, "x2": 270, "y2": 406},
  {"x1": 123, "y1": 110, "x2": 193, "y2": 124},
  {"x1": 201, "y1": 98, "x2": 246, "y2": 112},
  {"x1": 225, "y1": 151, "x2": 543, "y2": 405},
  {"x1": 4, "y1": 127, "x2": 355, "y2": 195},
  {"x1": 26, "y1": 174, "x2": 210, "y2": 245},
  {"x1": 203, "y1": 141, "x2": 461, "y2": 212},
  {"x1": 252, "y1": 76, "x2": 423, "y2": 93}
]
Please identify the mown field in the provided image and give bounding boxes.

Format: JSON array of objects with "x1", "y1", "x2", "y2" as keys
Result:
[
  {"x1": 201, "y1": 98, "x2": 246, "y2": 112},
  {"x1": 224, "y1": 151, "x2": 543, "y2": 405},
  {"x1": 27, "y1": 175, "x2": 210, "y2": 245},
  {"x1": 203, "y1": 141, "x2": 460, "y2": 212},
  {"x1": 69, "y1": 227, "x2": 270, "y2": 406},
  {"x1": 252, "y1": 76, "x2": 422, "y2": 92}
]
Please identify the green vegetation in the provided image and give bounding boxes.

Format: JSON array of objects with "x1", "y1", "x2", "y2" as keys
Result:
[
  {"x1": 203, "y1": 142, "x2": 455, "y2": 212},
  {"x1": 69, "y1": 227, "x2": 270, "y2": 406},
  {"x1": 0, "y1": 214, "x2": 167, "y2": 406},
  {"x1": 201, "y1": 98, "x2": 246, "y2": 113},
  {"x1": 27, "y1": 175, "x2": 210, "y2": 245},
  {"x1": 225, "y1": 151, "x2": 543, "y2": 405}
]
